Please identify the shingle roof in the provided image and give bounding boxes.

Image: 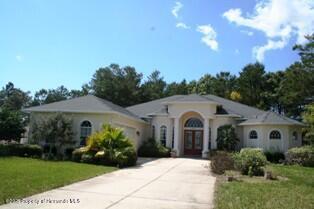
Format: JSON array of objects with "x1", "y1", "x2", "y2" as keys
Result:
[
  {"x1": 127, "y1": 94, "x2": 303, "y2": 126},
  {"x1": 203, "y1": 95, "x2": 265, "y2": 118},
  {"x1": 238, "y1": 111, "x2": 304, "y2": 126},
  {"x1": 23, "y1": 95, "x2": 146, "y2": 123}
]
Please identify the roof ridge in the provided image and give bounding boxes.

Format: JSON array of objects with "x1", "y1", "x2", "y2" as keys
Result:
[
  {"x1": 126, "y1": 95, "x2": 183, "y2": 108},
  {"x1": 205, "y1": 94, "x2": 266, "y2": 115}
]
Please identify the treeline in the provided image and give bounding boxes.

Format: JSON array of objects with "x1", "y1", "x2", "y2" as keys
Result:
[{"x1": 1, "y1": 35, "x2": 313, "y2": 120}]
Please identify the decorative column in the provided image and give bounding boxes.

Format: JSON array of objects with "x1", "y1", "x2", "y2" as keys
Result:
[
  {"x1": 202, "y1": 118, "x2": 209, "y2": 158},
  {"x1": 211, "y1": 123, "x2": 217, "y2": 149},
  {"x1": 173, "y1": 117, "x2": 180, "y2": 156}
]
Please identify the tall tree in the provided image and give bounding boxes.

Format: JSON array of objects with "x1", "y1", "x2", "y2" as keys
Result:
[
  {"x1": 212, "y1": 71, "x2": 237, "y2": 98},
  {"x1": 0, "y1": 108, "x2": 25, "y2": 141},
  {"x1": 164, "y1": 79, "x2": 188, "y2": 96},
  {"x1": 238, "y1": 63, "x2": 267, "y2": 109},
  {"x1": 0, "y1": 82, "x2": 31, "y2": 111},
  {"x1": 91, "y1": 64, "x2": 142, "y2": 106},
  {"x1": 197, "y1": 74, "x2": 215, "y2": 95},
  {"x1": 140, "y1": 70, "x2": 166, "y2": 102},
  {"x1": 32, "y1": 85, "x2": 70, "y2": 106}
]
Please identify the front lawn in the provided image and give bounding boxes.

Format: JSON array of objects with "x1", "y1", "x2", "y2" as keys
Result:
[
  {"x1": 0, "y1": 157, "x2": 117, "y2": 205},
  {"x1": 215, "y1": 164, "x2": 314, "y2": 209}
]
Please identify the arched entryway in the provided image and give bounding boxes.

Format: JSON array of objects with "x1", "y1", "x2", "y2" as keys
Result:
[{"x1": 183, "y1": 117, "x2": 203, "y2": 156}]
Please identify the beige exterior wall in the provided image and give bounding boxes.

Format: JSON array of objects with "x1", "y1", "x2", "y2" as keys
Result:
[
  {"x1": 29, "y1": 112, "x2": 149, "y2": 150},
  {"x1": 242, "y1": 125, "x2": 302, "y2": 152}
]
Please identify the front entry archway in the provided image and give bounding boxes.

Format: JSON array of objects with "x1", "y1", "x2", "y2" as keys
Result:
[{"x1": 183, "y1": 117, "x2": 203, "y2": 156}]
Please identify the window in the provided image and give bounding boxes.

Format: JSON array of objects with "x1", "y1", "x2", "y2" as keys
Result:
[
  {"x1": 160, "y1": 125, "x2": 167, "y2": 146},
  {"x1": 269, "y1": 130, "x2": 281, "y2": 140},
  {"x1": 152, "y1": 125, "x2": 155, "y2": 138},
  {"x1": 184, "y1": 118, "x2": 203, "y2": 128},
  {"x1": 292, "y1": 131, "x2": 298, "y2": 140},
  {"x1": 249, "y1": 130, "x2": 258, "y2": 139},
  {"x1": 80, "y1": 120, "x2": 92, "y2": 145}
]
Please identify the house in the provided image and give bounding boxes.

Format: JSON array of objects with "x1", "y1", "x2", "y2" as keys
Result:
[{"x1": 24, "y1": 94, "x2": 304, "y2": 157}]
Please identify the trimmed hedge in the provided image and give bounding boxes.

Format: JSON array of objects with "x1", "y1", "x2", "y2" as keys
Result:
[
  {"x1": 210, "y1": 151, "x2": 234, "y2": 174},
  {"x1": 138, "y1": 138, "x2": 170, "y2": 157},
  {"x1": 286, "y1": 146, "x2": 314, "y2": 167},
  {"x1": 264, "y1": 151, "x2": 285, "y2": 163},
  {"x1": 0, "y1": 144, "x2": 42, "y2": 158},
  {"x1": 233, "y1": 148, "x2": 267, "y2": 176}
]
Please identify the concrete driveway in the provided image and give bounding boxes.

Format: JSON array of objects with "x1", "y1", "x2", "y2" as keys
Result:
[{"x1": 1, "y1": 158, "x2": 216, "y2": 209}]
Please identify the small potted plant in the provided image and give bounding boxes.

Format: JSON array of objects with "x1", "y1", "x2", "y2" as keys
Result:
[{"x1": 170, "y1": 149, "x2": 177, "y2": 158}]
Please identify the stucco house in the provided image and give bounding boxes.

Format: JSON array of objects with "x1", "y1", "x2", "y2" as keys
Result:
[{"x1": 24, "y1": 94, "x2": 304, "y2": 158}]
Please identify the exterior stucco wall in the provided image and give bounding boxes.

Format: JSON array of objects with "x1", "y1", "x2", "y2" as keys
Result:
[
  {"x1": 168, "y1": 103, "x2": 217, "y2": 119},
  {"x1": 242, "y1": 125, "x2": 302, "y2": 152},
  {"x1": 151, "y1": 116, "x2": 173, "y2": 148},
  {"x1": 29, "y1": 112, "x2": 148, "y2": 150}
]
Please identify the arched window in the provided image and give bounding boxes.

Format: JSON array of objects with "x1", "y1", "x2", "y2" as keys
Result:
[
  {"x1": 160, "y1": 125, "x2": 167, "y2": 146},
  {"x1": 292, "y1": 131, "x2": 298, "y2": 140},
  {"x1": 80, "y1": 120, "x2": 92, "y2": 145},
  {"x1": 249, "y1": 130, "x2": 258, "y2": 139},
  {"x1": 184, "y1": 118, "x2": 203, "y2": 128},
  {"x1": 152, "y1": 125, "x2": 155, "y2": 138},
  {"x1": 269, "y1": 130, "x2": 281, "y2": 140}
]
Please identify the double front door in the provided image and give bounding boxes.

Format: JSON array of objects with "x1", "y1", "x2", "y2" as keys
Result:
[{"x1": 184, "y1": 130, "x2": 203, "y2": 155}]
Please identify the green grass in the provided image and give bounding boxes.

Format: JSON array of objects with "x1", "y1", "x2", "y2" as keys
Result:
[
  {"x1": 0, "y1": 157, "x2": 117, "y2": 205},
  {"x1": 215, "y1": 164, "x2": 314, "y2": 209}
]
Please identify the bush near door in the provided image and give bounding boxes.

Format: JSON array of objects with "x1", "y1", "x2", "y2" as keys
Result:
[
  {"x1": 138, "y1": 138, "x2": 170, "y2": 157},
  {"x1": 72, "y1": 124, "x2": 137, "y2": 167},
  {"x1": 233, "y1": 148, "x2": 267, "y2": 176}
]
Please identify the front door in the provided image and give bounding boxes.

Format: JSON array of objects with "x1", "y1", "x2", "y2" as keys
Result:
[{"x1": 184, "y1": 130, "x2": 203, "y2": 155}]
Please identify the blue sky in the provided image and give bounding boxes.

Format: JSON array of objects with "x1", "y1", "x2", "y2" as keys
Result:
[{"x1": 1, "y1": 0, "x2": 313, "y2": 94}]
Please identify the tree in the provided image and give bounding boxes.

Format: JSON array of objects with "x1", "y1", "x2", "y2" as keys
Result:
[
  {"x1": 216, "y1": 125, "x2": 239, "y2": 151},
  {"x1": 0, "y1": 108, "x2": 25, "y2": 141},
  {"x1": 212, "y1": 72, "x2": 237, "y2": 98},
  {"x1": 32, "y1": 113, "x2": 74, "y2": 157},
  {"x1": 293, "y1": 34, "x2": 314, "y2": 70},
  {"x1": 302, "y1": 103, "x2": 314, "y2": 145},
  {"x1": 238, "y1": 63, "x2": 267, "y2": 109},
  {"x1": 263, "y1": 71, "x2": 285, "y2": 114},
  {"x1": 0, "y1": 82, "x2": 31, "y2": 111},
  {"x1": 197, "y1": 74, "x2": 215, "y2": 95},
  {"x1": 91, "y1": 64, "x2": 142, "y2": 106},
  {"x1": 140, "y1": 70, "x2": 166, "y2": 102},
  {"x1": 279, "y1": 62, "x2": 314, "y2": 117},
  {"x1": 164, "y1": 79, "x2": 188, "y2": 96},
  {"x1": 32, "y1": 85, "x2": 70, "y2": 105}
]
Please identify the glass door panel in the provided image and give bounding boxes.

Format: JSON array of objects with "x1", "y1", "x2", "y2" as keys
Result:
[{"x1": 194, "y1": 131, "x2": 202, "y2": 150}]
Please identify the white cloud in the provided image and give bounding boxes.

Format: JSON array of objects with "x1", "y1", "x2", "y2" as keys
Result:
[
  {"x1": 176, "y1": 22, "x2": 190, "y2": 29},
  {"x1": 196, "y1": 25, "x2": 218, "y2": 51},
  {"x1": 16, "y1": 55, "x2": 23, "y2": 62},
  {"x1": 223, "y1": 0, "x2": 314, "y2": 61},
  {"x1": 172, "y1": 2, "x2": 183, "y2": 19}
]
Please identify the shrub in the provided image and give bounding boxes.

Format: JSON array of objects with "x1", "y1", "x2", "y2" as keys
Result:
[
  {"x1": 233, "y1": 148, "x2": 267, "y2": 176},
  {"x1": 81, "y1": 153, "x2": 96, "y2": 164},
  {"x1": 216, "y1": 125, "x2": 239, "y2": 151},
  {"x1": 264, "y1": 151, "x2": 285, "y2": 163},
  {"x1": 72, "y1": 124, "x2": 138, "y2": 167},
  {"x1": 72, "y1": 147, "x2": 88, "y2": 162},
  {"x1": 0, "y1": 144, "x2": 42, "y2": 158},
  {"x1": 138, "y1": 138, "x2": 170, "y2": 157},
  {"x1": 210, "y1": 151, "x2": 234, "y2": 174},
  {"x1": 286, "y1": 146, "x2": 314, "y2": 167}
]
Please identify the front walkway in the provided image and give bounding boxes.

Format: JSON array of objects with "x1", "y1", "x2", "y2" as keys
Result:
[{"x1": 1, "y1": 158, "x2": 216, "y2": 209}]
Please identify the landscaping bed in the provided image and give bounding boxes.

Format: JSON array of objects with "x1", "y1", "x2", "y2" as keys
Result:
[
  {"x1": 214, "y1": 164, "x2": 314, "y2": 209},
  {"x1": 0, "y1": 157, "x2": 117, "y2": 205}
]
